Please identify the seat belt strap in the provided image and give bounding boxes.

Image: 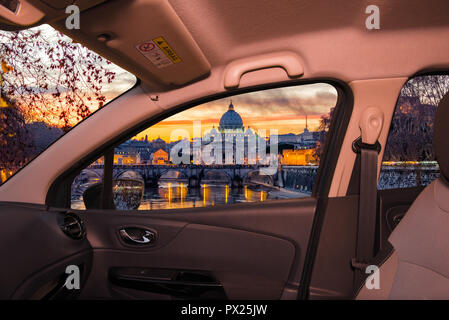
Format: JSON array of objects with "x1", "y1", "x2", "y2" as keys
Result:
[
  {"x1": 353, "y1": 146, "x2": 378, "y2": 269},
  {"x1": 351, "y1": 107, "x2": 384, "y2": 290}
]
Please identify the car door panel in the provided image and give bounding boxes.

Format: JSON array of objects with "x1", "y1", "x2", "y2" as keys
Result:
[
  {"x1": 81, "y1": 225, "x2": 295, "y2": 299},
  {"x1": 0, "y1": 202, "x2": 92, "y2": 299},
  {"x1": 72, "y1": 197, "x2": 316, "y2": 299},
  {"x1": 309, "y1": 188, "x2": 427, "y2": 300},
  {"x1": 309, "y1": 195, "x2": 359, "y2": 299}
]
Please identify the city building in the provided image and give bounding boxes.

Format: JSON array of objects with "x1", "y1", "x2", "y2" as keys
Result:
[
  {"x1": 114, "y1": 152, "x2": 138, "y2": 165},
  {"x1": 277, "y1": 115, "x2": 323, "y2": 149},
  {"x1": 153, "y1": 148, "x2": 169, "y2": 165},
  {"x1": 137, "y1": 150, "x2": 152, "y2": 164},
  {"x1": 281, "y1": 148, "x2": 318, "y2": 166},
  {"x1": 152, "y1": 137, "x2": 167, "y2": 151},
  {"x1": 114, "y1": 101, "x2": 323, "y2": 166},
  {"x1": 93, "y1": 152, "x2": 138, "y2": 165},
  {"x1": 201, "y1": 101, "x2": 258, "y2": 164}
]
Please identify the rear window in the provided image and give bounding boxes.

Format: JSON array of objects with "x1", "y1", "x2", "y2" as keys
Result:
[
  {"x1": 379, "y1": 74, "x2": 449, "y2": 190},
  {"x1": 0, "y1": 24, "x2": 136, "y2": 185}
]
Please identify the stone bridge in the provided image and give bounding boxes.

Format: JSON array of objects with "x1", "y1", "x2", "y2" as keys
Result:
[{"x1": 86, "y1": 164, "x2": 286, "y2": 188}]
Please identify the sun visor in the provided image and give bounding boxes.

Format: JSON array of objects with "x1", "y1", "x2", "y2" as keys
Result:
[{"x1": 59, "y1": 0, "x2": 211, "y2": 87}]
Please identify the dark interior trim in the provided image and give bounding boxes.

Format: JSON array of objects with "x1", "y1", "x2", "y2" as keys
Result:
[
  {"x1": 296, "y1": 82, "x2": 354, "y2": 299},
  {"x1": 100, "y1": 148, "x2": 115, "y2": 210}
]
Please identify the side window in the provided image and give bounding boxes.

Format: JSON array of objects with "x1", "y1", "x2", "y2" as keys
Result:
[
  {"x1": 378, "y1": 75, "x2": 449, "y2": 190},
  {"x1": 71, "y1": 83, "x2": 338, "y2": 210},
  {"x1": 0, "y1": 24, "x2": 136, "y2": 185}
]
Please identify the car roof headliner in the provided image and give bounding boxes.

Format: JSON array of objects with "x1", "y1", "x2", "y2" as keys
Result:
[{"x1": 2, "y1": 0, "x2": 449, "y2": 90}]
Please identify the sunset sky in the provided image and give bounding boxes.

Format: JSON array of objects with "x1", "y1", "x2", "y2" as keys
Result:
[
  {"x1": 0, "y1": 24, "x2": 137, "y2": 127},
  {"x1": 1, "y1": 25, "x2": 336, "y2": 139},
  {"x1": 135, "y1": 83, "x2": 337, "y2": 142},
  {"x1": 32, "y1": 25, "x2": 137, "y2": 100}
]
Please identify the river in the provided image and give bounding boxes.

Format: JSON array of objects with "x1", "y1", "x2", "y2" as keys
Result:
[
  {"x1": 71, "y1": 181, "x2": 309, "y2": 210},
  {"x1": 138, "y1": 182, "x2": 309, "y2": 210}
]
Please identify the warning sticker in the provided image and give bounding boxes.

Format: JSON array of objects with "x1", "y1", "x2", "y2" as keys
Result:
[{"x1": 135, "y1": 36, "x2": 182, "y2": 69}]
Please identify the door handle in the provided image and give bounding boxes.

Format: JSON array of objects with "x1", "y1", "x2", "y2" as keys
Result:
[{"x1": 119, "y1": 227, "x2": 155, "y2": 245}]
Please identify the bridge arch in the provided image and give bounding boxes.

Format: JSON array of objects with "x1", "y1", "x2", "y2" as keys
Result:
[
  {"x1": 87, "y1": 164, "x2": 277, "y2": 188},
  {"x1": 115, "y1": 170, "x2": 144, "y2": 182},
  {"x1": 78, "y1": 168, "x2": 103, "y2": 182},
  {"x1": 71, "y1": 169, "x2": 103, "y2": 199},
  {"x1": 201, "y1": 169, "x2": 232, "y2": 186},
  {"x1": 159, "y1": 170, "x2": 188, "y2": 181},
  {"x1": 243, "y1": 170, "x2": 275, "y2": 186}
]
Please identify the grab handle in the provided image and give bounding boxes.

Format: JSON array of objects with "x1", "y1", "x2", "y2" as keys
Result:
[{"x1": 223, "y1": 51, "x2": 304, "y2": 89}]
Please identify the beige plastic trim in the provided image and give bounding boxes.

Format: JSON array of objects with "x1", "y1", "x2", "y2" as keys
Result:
[
  {"x1": 0, "y1": 0, "x2": 44, "y2": 26},
  {"x1": 359, "y1": 107, "x2": 384, "y2": 145},
  {"x1": 329, "y1": 77, "x2": 408, "y2": 197},
  {"x1": 223, "y1": 51, "x2": 304, "y2": 89}
]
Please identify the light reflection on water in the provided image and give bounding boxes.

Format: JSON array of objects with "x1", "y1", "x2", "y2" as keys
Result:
[
  {"x1": 139, "y1": 182, "x2": 271, "y2": 210},
  {"x1": 71, "y1": 180, "x2": 308, "y2": 211}
]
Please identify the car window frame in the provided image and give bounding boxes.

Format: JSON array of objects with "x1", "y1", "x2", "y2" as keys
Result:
[{"x1": 46, "y1": 78, "x2": 354, "y2": 209}]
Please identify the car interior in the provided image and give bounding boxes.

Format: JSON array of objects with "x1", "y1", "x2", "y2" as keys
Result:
[{"x1": 0, "y1": 0, "x2": 449, "y2": 300}]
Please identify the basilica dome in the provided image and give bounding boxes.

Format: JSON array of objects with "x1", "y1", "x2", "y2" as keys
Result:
[{"x1": 218, "y1": 101, "x2": 244, "y2": 130}]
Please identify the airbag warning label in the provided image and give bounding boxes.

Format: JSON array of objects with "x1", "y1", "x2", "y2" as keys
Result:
[{"x1": 135, "y1": 36, "x2": 182, "y2": 69}]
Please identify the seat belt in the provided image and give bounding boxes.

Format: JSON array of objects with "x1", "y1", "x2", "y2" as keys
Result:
[
  {"x1": 351, "y1": 107, "x2": 384, "y2": 290},
  {"x1": 351, "y1": 142, "x2": 380, "y2": 268}
]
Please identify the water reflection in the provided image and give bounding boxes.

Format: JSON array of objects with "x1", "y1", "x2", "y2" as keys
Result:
[
  {"x1": 71, "y1": 177, "x2": 309, "y2": 211},
  {"x1": 138, "y1": 182, "x2": 274, "y2": 210}
]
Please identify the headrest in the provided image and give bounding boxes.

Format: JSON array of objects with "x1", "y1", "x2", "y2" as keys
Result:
[{"x1": 433, "y1": 92, "x2": 449, "y2": 181}]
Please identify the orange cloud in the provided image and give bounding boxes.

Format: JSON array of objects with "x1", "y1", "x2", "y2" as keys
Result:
[{"x1": 131, "y1": 83, "x2": 336, "y2": 142}]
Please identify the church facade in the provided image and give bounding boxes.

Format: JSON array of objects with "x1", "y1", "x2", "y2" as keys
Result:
[{"x1": 201, "y1": 101, "x2": 258, "y2": 165}]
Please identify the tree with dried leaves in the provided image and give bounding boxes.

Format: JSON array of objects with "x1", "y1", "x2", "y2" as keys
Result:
[
  {"x1": 0, "y1": 27, "x2": 116, "y2": 130},
  {"x1": 0, "y1": 25, "x2": 117, "y2": 182},
  {"x1": 314, "y1": 107, "x2": 334, "y2": 161},
  {"x1": 383, "y1": 75, "x2": 449, "y2": 162}
]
